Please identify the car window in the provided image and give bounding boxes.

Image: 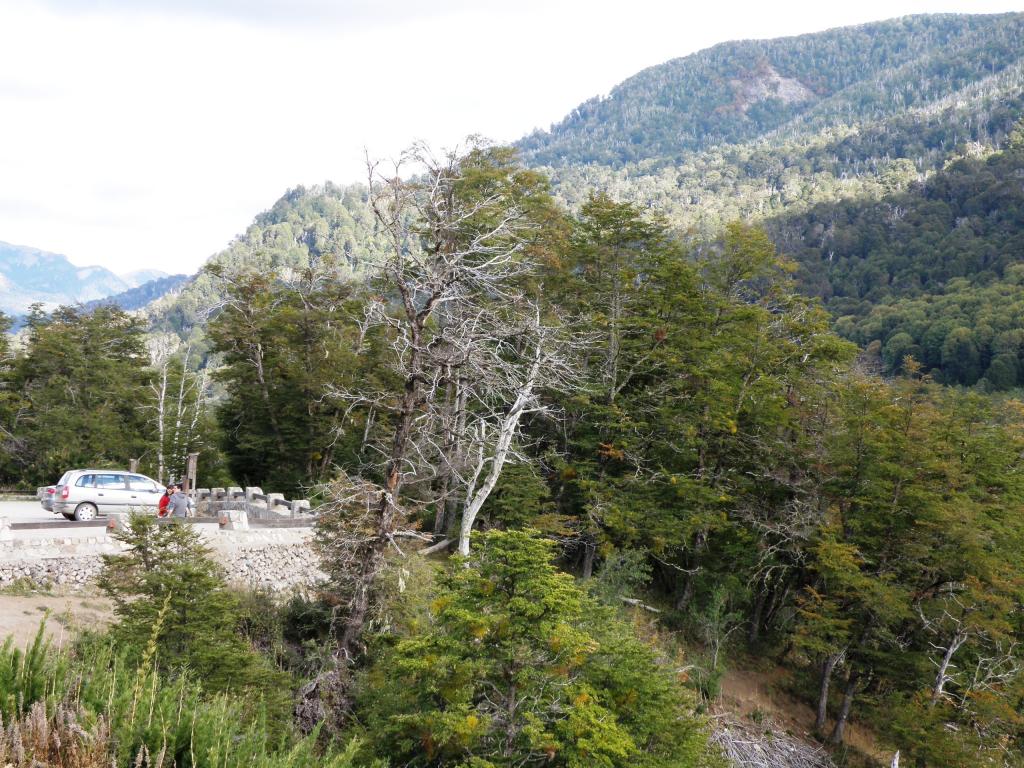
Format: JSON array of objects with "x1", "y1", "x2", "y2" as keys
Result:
[
  {"x1": 95, "y1": 474, "x2": 126, "y2": 489},
  {"x1": 58, "y1": 471, "x2": 70, "y2": 485},
  {"x1": 129, "y1": 475, "x2": 158, "y2": 492},
  {"x1": 75, "y1": 474, "x2": 96, "y2": 487}
]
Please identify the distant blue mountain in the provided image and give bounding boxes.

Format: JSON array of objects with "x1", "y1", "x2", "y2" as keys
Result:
[
  {"x1": 0, "y1": 241, "x2": 171, "y2": 316},
  {"x1": 82, "y1": 273, "x2": 190, "y2": 313}
]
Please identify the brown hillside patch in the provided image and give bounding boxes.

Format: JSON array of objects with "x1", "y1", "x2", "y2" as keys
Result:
[
  {"x1": 0, "y1": 593, "x2": 113, "y2": 649},
  {"x1": 716, "y1": 663, "x2": 892, "y2": 766}
]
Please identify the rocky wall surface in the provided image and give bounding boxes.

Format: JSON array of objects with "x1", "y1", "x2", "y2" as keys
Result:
[
  {"x1": 207, "y1": 530, "x2": 326, "y2": 591},
  {"x1": 0, "y1": 555, "x2": 106, "y2": 588},
  {"x1": 0, "y1": 529, "x2": 324, "y2": 592}
]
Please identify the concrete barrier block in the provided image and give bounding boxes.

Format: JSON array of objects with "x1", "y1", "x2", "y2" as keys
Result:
[
  {"x1": 245, "y1": 487, "x2": 266, "y2": 507},
  {"x1": 0, "y1": 517, "x2": 10, "y2": 541},
  {"x1": 219, "y1": 509, "x2": 250, "y2": 530},
  {"x1": 261, "y1": 494, "x2": 291, "y2": 519},
  {"x1": 212, "y1": 487, "x2": 226, "y2": 500},
  {"x1": 107, "y1": 513, "x2": 129, "y2": 533},
  {"x1": 290, "y1": 499, "x2": 311, "y2": 515},
  {"x1": 227, "y1": 486, "x2": 243, "y2": 500}
]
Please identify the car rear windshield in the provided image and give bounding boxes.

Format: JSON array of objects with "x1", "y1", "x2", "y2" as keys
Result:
[{"x1": 128, "y1": 475, "x2": 158, "y2": 491}]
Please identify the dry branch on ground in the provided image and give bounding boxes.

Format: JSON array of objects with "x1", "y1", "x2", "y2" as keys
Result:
[{"x1": 710, "y1": 715, "x2": 837, "y2": 768}]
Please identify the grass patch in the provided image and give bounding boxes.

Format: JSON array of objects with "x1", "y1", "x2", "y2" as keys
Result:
[{"x1": 0, "y1": 577, "x2": 52, "y2": 596}]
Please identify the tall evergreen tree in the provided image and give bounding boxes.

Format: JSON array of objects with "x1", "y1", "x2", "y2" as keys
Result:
[
  {"x1": 358, "y1": 529, "x2": 714, "y2": 768},
  {"x1": 2, "y1": 305, "x2": 151, "y2": 486},
  {"x1": 207, "y1": 262, "x2": 370, "y2": 495}
]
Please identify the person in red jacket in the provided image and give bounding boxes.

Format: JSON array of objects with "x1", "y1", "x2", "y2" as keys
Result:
[{"x1": 157, "y1": 484, "x2": 175, "y2": 517}]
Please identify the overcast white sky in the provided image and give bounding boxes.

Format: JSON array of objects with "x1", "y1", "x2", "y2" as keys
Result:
[{"x1": 0, "y1": 0, "x2": 1020, "y2": 275}]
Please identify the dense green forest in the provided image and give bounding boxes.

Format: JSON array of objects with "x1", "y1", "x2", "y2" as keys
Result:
[
  {"x1": 4, "y1": 13, "x2": 1024, "y2": 768},
  {"x1": 520, "y1": 13, "x2": 1024, "y2": 168},
  {"x1": 5, "y1": 142, "x2": 1024, "y2": 767},
  {"x1": 772, "y1": 129, "x2": 1024, "y2": 386}
]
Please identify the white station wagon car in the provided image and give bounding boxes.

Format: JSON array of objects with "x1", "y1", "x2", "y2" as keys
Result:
[{"x1": 51, "y1": 469, "x2": 165, "y2": 521}]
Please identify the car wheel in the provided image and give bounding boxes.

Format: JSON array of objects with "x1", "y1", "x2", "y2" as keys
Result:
[
  {"x1": 73, "y1": 502, "x2": 98, "y2": 522},
  {"x1": 62, "y1": 512, "x2": 75, "y2": 520}
]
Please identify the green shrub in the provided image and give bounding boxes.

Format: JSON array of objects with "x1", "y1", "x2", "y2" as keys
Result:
[
  {"x1": 236, "y1": 588, "x2": 340, "y2": 679},
  {"x1": 357, "y1": 529, "x2": 715, "y2": 768},
  {"x1": 590, "y1": 548, "x2": 652, "y2": 605},
  {"x1": 97, "y1": 514, "x2": 293, "y2": 724},
  {"x1": 0, "y1": 624, "x2": 68, "y2": 721}
]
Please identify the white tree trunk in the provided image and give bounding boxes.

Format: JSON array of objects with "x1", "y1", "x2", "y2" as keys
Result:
[
  {"x1": 146, "y1": 334, "x2": 177, "y2": 484},
  {"x1": 457, "y1": 353, "x2": 541, "y2": 556},
  {"x1": 931, "y1": 630, "x2": 968, "y2": 705},
  {"x1": 171, "y1": 348, "x2": 191, "y2": 474},
  {"x1": 155, "y1": 362, "x2": 168, "y2": 483}
]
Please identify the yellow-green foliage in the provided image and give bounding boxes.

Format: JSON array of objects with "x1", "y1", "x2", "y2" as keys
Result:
[{"x1": 357, "y1": 529, "x2": 715, "y2": 768}]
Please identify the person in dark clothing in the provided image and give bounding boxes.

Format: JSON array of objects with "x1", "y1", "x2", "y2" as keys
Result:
[{"x1": 167, "y1": 486, "x2": 191, "y2": 519}]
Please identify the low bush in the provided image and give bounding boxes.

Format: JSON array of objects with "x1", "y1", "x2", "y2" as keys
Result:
[
  {"x1": 98, "y1": 515, "x2": 294, "y2": 725},
  {"x1": 0, "y1": 624, "x2": 374, "y2": 768},
  {"x1": 356, "y1": 529, "x2": 717, "y2": 768}
]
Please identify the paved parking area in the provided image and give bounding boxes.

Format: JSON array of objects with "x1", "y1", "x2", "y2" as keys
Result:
[
  {"x1": 0, "y1": 500, "x2": 54, "y2": 524},
  {"x1": 0, "y1": 500, "x2": 111, "y2": 540}
]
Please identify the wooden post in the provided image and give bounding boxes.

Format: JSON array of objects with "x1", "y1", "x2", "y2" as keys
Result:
[
  {"x1": 183, "y1": 452, "x2": 199, "y2": 496},
  {"x1": 129, "y1": 458, "x2": 139, "y2": 473}
]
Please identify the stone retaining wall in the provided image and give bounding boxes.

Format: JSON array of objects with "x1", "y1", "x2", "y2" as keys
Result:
[
  {"x1": 0, "y1": 556, "x2": 105, "y2": 588},
  {"x1": 0, "y1": 528, "x2": 325, "y2": 592}
]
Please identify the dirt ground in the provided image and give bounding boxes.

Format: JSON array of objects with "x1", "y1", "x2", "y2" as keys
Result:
[
  {"x1": 717, "y1": 663, "x2": 892, "y2": 766},
  {"x1": 0, "y1": 593, "x2": 113, "y2": 649}
]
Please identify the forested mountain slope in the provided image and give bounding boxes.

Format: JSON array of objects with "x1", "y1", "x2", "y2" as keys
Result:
[
  {"x1": 769, "y1": 133, "x2": 1024, "y2": 387},
  {"x1": 538, "y1": 66, "x2": 1024, "y2": 237},
  {"x1": 528, "y1": 17, "x2": 1024, "y2": 238},
  {"x1": 146, "y1": 181, "x2": 386, "y2": 341},
  {"x1": 147, "y1": 12, "x2": 1024, "y2": 391},
  {"x1": 520, "y1": 13, "x2": 1024, "y2": 168},
  {"x1": 82, "y1": 273, "x2": 190, "y2": 313},
  {"x1": 512, "y1": 13, "x2": 1024, "y2": 387}
]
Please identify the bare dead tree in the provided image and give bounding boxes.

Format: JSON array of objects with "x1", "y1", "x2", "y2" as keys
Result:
[
  {"x1": 917, "y1": 582, "x2": 1022, "y2": 711},
  {"x1": 145, "y1": 335, "x2": 207, "y2": 483},
  {"x1": 168, "y1": 346, "x2": 207, "y2": 480},
  {"x1": 918, "y1": 592, "x2": 972, "y2": 707},
  {"x1": 454, "y1": 306, "x2": 579, "y2": 555},
  {"x1": 312, "y1": 140, "x2": 581, "y2": 718},
  {"x1": 146, "y1": 333, "x2": 177, "y2": 483}
]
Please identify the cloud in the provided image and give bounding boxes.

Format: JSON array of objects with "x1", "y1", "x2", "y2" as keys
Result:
[{"x1": 35, "y1": 0, "x2": 487, "y2": 27}]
